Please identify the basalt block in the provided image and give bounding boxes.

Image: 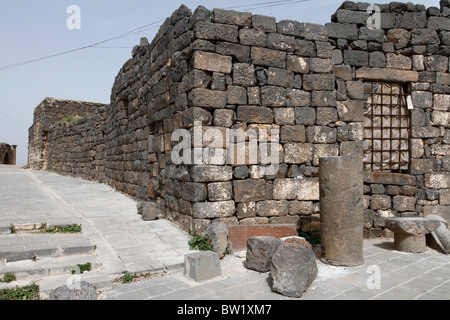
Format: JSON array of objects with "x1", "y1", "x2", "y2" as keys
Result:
[
  {"x1": 245, "y1": 236, "x2": 282, "y2": 272},
  {"x1": 269, "y1": 238, "x2": 318, "y2": 298}
]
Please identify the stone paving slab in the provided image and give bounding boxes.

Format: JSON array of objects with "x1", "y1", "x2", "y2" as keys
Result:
[
  {"x1": 0, "y1": 224, "x2": 11, "y2": 235},
  {"x1": 2, "y1": 167, "x2": 449, "y2": 300},
  {"x1": 0, "y1": 234, "x2": 95, "y2": 262},
  {"x1": 0, "y1": 168, "x2": 194, "y2": 280},
  {"x1": 0, "y1": 254, "x2": 103, "y2": 280},
  {"x1": 38, "y1": 270, "x2": 113, "y2": 299},
  {"x1": 100, "y1": 239, "x2": 450, "y2": 301}
]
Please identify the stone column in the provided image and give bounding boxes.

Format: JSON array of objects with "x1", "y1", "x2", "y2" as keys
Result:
[{"x1": 319, "y1": 156, "x2": 364, "y2": 267}]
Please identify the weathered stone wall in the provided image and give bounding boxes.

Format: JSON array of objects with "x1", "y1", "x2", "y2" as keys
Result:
[
  {"x1": 325, "y1": 1, "x2": 450, "y2": 237},
  {"x1": 109, "y1": 4, "x2": 356, "y2": 234},
  {"x1": 44, "y1": 113, "x2": 107, "y2": 182},
  {"x1": 28, "y1": 1, "x2": 450, "y2": 237},
  {"x1": 28, "y1": 98, "x2": 106, "y2": 170}
]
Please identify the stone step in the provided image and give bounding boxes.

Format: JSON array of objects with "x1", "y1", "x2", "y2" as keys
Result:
[
  {"x1": 0, "y1": 270, "x2": 113, "y2": 300},
  {"x1": 0, "y1": 224, "x2": 11, "y2": 235},
  {"x1": 10, "y1": 220, "x2": 84, "y2": 232},
  {"x1": 0, "y1": 254, "x2": 103, "y2": 281},
  {"x1": 0, "y1": 234, "x2": 95, "y2": 262},
  {"x1": 37, "y1": 270, "x2": 113, "y2": 300}
]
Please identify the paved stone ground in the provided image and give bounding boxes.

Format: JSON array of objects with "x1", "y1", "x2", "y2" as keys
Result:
[
  {"x1": 100, "y1": 240, "x2": 450, "y2": 300},
  {"x1": 1, "y1": 166, "x2": 449, "y2": 300},
  {"x1": 0, "y1": 166, "x2": 193, "y2": 278}
]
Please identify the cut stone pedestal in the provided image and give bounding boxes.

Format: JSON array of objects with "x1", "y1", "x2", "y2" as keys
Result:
[
  {"x1": 385, "y1": 217, "x2": 440, "y2": 253},
  {"x1": 184, "y1": 251, "x2": 221, "y2": 282},
  {"x1": 319, "y1": 156, "x2": 364, "y2": 267}
]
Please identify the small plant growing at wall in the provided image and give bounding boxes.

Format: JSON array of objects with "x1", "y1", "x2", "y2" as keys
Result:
[
  {"x1": 59, "y1": 116, "x2": 84, "y2": 123},
  {"x1": 188, "y1": 233, "x2": 213, "y2": 251},
  {"x1": 299, "y1": 231, "x2": 321, "y2": 245},
  {"x1": 1, "y1": 272, "x2": 16, "y2": 283}
]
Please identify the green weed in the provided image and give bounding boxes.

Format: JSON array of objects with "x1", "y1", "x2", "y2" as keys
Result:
[
  {"x1": 299, "y1": 231, "x2": 321, "y2": 245},
  {"x1": 70, "y1": 262, "x2": 92, "y2": 275},
  {"x1": 188, "y1": 233, "x2": 213, "y2": 251},
  {"x1": 1, "y1": 273, "x2": 16, "y2": 283},
  {"x1": 122, "y1": 272, "x2": 136, "y2": 284},
  {"x1": 37, "y1": 224, "x2": 82, "y2": 234},
  {"x1": 0, "y1": 284, "x2": 40, "y2": 300}
]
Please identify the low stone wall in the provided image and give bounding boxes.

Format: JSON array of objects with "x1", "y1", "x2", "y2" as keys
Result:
[{"x1": 28, "y1": 1, "x2": 450, "y2": 237}]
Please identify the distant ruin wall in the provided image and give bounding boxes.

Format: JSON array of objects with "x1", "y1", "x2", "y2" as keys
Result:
[
  {"x1": 0, "y1": 143, "x2": 16, "y2": 165},
  {"x1": 28, "y1": 98, "x2": 106, "y2": 171},
  {"x1": 44, "y1": 113, "x2": 107, "y2": 182},
  {"x1": 29, "y1": 1, "x2": 450, "y2": 236}
]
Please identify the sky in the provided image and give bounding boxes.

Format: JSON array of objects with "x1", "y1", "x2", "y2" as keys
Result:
[{"x1": 0, "y1": 0, "x2": 442, "y2": 166}]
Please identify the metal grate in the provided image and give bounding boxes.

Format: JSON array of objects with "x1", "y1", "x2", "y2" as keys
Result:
[{"x1": 363, "y1": 82, "x2": 410, "y2": 172}]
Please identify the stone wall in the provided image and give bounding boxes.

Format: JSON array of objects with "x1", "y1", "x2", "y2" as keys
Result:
[
  {"x1": 44, "y1": 113, "x2": 107, "y2": 182},
  {"x1": 325, "y1": 1, "x2": 450, "y2": 237},
  {"x1": 103, "y1": 4, "x2": 358, "y2": 234},
  {"x1": 28, "y1": 1, "x2": 450, "y2": 237},
  {"x1": 28, "y1": 98, "x2": 106, "y2": 171}
]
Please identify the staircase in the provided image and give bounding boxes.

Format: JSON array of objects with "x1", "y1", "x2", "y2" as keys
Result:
[{"x1": 0, "y1": 225, "x2": 113, "y2": 299}]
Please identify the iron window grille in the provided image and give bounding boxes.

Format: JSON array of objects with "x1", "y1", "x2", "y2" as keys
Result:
[{"x1": 363, "y1": 82, "x2": 410, "y2": 173}]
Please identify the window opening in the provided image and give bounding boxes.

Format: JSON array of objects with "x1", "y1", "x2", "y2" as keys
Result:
[{"x1": 363, "y1": 82, "x2": 410, "y2": 172}]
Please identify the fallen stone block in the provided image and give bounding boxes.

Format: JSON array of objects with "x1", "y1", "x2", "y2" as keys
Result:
[
  {"x1": 245, "y1": 236, "x2": 281, "y2": 272},
  {"x1": 184, "y1": 251, "x2": 221, "y2": 282},
  {"x1": 269, "y1": 238, "x2": 318, "y2": 298},
  {"x1": 49, "y1": 281, "x2": 97, "y2": 300},
  {"x1": 426, "y1": 214, "x2": 450, "y2": 254},
  {"x1": 137, "y1": 201, "x2": 159, "y2": 221},
  {"x1": 205, "y1": 222, "x2": 229, "y2": 259}
]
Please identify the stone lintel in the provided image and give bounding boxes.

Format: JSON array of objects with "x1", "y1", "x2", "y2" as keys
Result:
[
  {"x1": 364, "y1": 172, "x2": 416, "y2": 186},
  {"x1": 356, "y1": 67, "x2": 419, "y2": 83}
]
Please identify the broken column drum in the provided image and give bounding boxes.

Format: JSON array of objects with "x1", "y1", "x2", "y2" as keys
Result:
[
  {"x1": 385, "y1": 217, "x2": 440, "y2": 253},
  {"x1": 319, "y1": 156, "x2": 364, "y2": 266}
]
